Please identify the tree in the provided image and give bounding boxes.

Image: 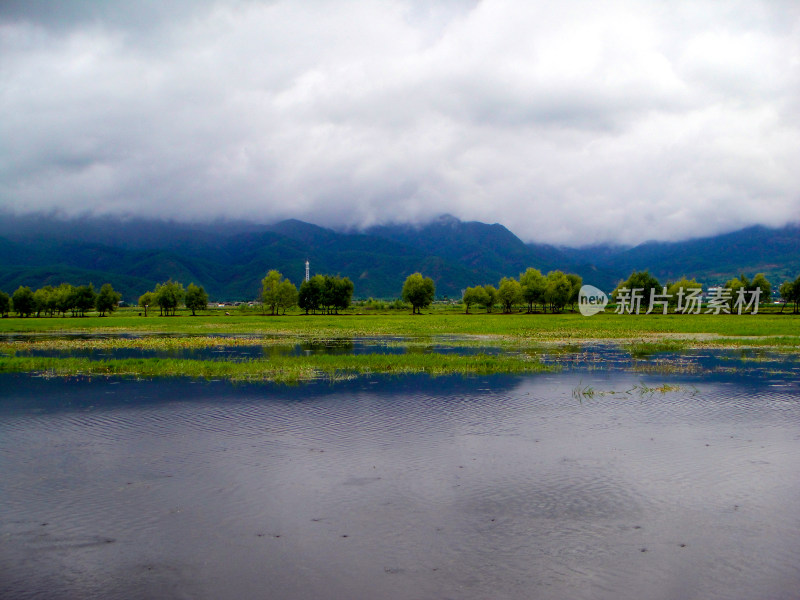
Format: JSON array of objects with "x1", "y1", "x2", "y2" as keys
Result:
[
  {"x1": 277, "y1": 279, "x2": 299, "y2": 315},
  {"x1": 724, "y1": 276, "x2": 746, "y2": 311},
  {"x1": 33, "y1": 286, "x2": 56, "y2": 317},
  {"x1": 497, "y1": 277, "x2": 523, "y2": 313},
  {"x1": 73, "y1": 284, "x2": 97, "y2": 317},
  {"x1": 184, "y1": 283, "x2": 209, "y2": 316},
  {"x1": 155, "y1": 280, "x2": 184, "y2": 316},
  {"x1": 462, "y1": 286, "x2": 488, "y2": 314},
  {"x1": 481, "y1": 284, "x2": 498, "y2": 313},
  {"x1": 566, "y1": 273, "x2": 583, "y2": 311},
  {"x1": 299, "y1": 275, "x2": 324, "y2": 314},
  {"x1": 139, "y1": 291, "x2": 156, "y2": 317},
  {"x1": 666, "y1": 277, "x2": 703, "y2": 307},
  {"x1": 95, "y1": 283, "x2": 122, "y2": 316},
  {"x1": 402, "y1": 273, "x2": 435, "y2": 314},
  {"x1": 779, "y1": 276, "x2": 800, "y2": 313},
  {"x1": 612, "y1": 270, "x2": 662, "y2": 309},
  {"x1": 544, "y1": 271, "x2": 572, "y2": 313},
  {"x1": 12, "y1": 286, "x2": 35, "y2": 317},
  {"x1": 322, "y1": 276, "x2": 352, "y2": 314},
  {"x1": 0, "y1": 290, "x2": 11, "y2": 317},
  {"x1": 520, "y1": 267, "x2": 546, "y2": 313},
  {"x1": 54, "y1": 283, "x2": 76, "y2": 317},
  {"x1": 261, "y1": 270, "x2": 290, "y2": 315},
  {"x1": 749, "y1": 273, "x2": 772, "y2": 304}
]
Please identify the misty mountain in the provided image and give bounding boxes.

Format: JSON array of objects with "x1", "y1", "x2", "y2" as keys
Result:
[
  {"x1": 0, "y1": 213, "x2": 797, "y2": 302},
  {"x1": 563, "y1": 224, "x2": 800, "y2": 289}
]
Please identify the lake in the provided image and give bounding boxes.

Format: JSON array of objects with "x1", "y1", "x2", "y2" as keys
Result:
[{"x1": 1, "y1": 346, "x2": 799, "y2": 599}]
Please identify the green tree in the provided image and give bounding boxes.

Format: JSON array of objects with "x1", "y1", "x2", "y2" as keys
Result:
[
  {"x1": 155, "y1": 280, "x2": 184, "y2": 316},
  {"x1": 184, "y1": 283, "x2": 209, "y2": 316},
  {"x1": 73, "y1": 284, "x2": 97, "y2": 317},
  {"x1": 566, "y1": 273, "x2": 583, "y2": 311},
  {"x1": 299, "y1": 275, "x2": 324, "y2": 314},
  {"x1": 497, "y1": 277, "x2": 523, "y2": 313},
  {"x1": 95, "y1": 283, "x2": 122, "y2": 316},
  {"x1": 480, "y1": 284, "x2": 498, "y2": 313},
  {"x1": 544, "y1": 271, "x2": 572, "y2": 313},
  {"x1": 139, "y1": 291, "x2": 156, "y2": 317},
  {"x1": 462, "y1": 286, "x2": 488, "y2": 314},
  {"x1": 33, "y1": 286, "x2": 55, "y2": 317},
  {"x1": 261, "y1": 270, "x2": 288, "y2": 315},
  {"x1": 749, "y1": 273, "x2": 772, "y2": 304},
  {"x1": 54, "y1": 283, "x2": 76, "y2": 317},
  {"x1": 0, "y1": 290, "x2": 11, "y2": 317},
  {"x1": 519, "y1": 267, "x2": 546, "y2": 313},
  {"x1": 724, "y1": 276, "x2": 746, "y2": 311},
  {"x1": 323, "y1": 276, "x2": 353, "y2": 314},
  {"x1": 277, "y1": 279, "x2": 299, "y2": 315},
  {"x1": 666, "y1": 277, "x2": 703, "y2": 307},
  {"x1": 12, "y1": 286, "x2": 35, "y2": 317},
  {"x1": 612, "y1": 270, "x2": 662, "y2": 309},
  {"x1": 779, "y1": 276, "x2": 800, "y2": 313},
  {"x1": 402, "y1": 273, "x2": 435, "y2": 314}
]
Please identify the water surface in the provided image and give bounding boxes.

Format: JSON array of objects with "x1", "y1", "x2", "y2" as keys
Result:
[{"x1": 1, "y1": 352, "x2": 799, "y2": 599}]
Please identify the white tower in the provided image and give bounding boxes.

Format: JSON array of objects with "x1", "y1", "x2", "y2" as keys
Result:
[{"x1": 305, "y1": 259, "x2": 310, "y2": 282}]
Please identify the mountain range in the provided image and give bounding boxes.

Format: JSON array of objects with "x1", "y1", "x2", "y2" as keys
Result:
[{"x1": 0, "y1": 213, "x2": 797, "y2": 302}]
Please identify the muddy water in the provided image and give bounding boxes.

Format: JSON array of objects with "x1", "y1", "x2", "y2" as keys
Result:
[{"x1": 1, "y1": 357, "x2": 799, "y2": 599}]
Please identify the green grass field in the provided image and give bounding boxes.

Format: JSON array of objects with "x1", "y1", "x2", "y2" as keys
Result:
[{"x1": 0, "y1": 307, "x2": 797, "y2": 342}]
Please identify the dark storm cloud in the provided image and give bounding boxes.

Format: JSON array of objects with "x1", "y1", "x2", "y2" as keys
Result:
[{"x1": 1, "y1": 0, "x2": 798, "y2": 245}]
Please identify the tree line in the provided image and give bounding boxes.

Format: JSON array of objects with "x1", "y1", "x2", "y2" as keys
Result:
[
  {"x1": 609, "y1": 271, "x2": 800, "y2": 313},
  {"x1": 461, "y1": 268, "x2": 583, "y2": 314},
  {"x1": 2, "y1": 269, "x2": 799, "y2": 318},
  {"x1": 138, "y1": 280, "x2": 209, "y2": 316},
  {"x1": 0, "y1": 283, "x2": 122, "y2": 318}
]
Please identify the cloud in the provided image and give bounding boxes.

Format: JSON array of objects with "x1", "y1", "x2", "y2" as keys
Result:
[{"x1": 1, "y1": 0, "x2": 798, "y2": 245}]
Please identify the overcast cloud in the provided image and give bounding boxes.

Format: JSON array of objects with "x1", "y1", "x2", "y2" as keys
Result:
[{"x1": 1, "y1": 0, "x2": 798, "y2": 245}]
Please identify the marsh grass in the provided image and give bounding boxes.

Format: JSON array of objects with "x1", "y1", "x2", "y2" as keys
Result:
[
  {"x1": 625, "y1": 340, "x2": 690, "y2": 358},
  {"x1": 572, "y1": 381, "x2": 692, "y2": 401},
  {"x1": 0, "y1": 352, "x2": 557, "y2": 383}
]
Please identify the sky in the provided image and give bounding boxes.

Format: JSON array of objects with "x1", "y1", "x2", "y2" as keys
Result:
[{"x1": 1, "y1": 0, "x2": 799, "y2": 246}]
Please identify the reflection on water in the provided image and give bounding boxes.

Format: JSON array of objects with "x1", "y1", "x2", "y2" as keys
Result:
[{"x1": 1, "y1": 355, "x2": 799, "y2": 599}]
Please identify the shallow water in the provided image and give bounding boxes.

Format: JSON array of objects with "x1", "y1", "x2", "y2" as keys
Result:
[{"x1": 1, "y1": 354, "x2": 799, "y2": 599}]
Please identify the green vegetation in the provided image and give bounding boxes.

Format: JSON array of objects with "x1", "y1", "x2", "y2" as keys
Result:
[
  {"x1": 0, "y1": 290, "x2": 10, "y2": 317},
  {"x1": 402, "y1": 273, "x2": 435, "y2": 314},
  {"x1": 261, "y1": 270, "x2": 298, "y2": 315},
  {"x1": 154, "y1": 280, "x2": 184, "y2": 316},
  {"x1": 96, "y1": 283, "x2": 122, "y2": 316},
  {"x1": 0, "y1": 352, "x2": 556, "y2": 383},
  {"x1": 297, "y1": 274, "x2": 355, "y2": 315},
  {"x1": 572, "y1": 382, "x2": 689, "y2": 401},
  {"x1": 0, "y1": 309, "x2": 797, "y2": 342},
  {"x1": 185, "y1": 283, "x2": 209, "y2": 316},
  {"x1": 779, "y1": 275, "x2": 800, "y2": 313},
  {"x1": 612, "y1": 270, "x2": 662, "y2": 310}
]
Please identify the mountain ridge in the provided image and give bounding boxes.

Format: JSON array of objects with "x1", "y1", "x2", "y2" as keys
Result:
[{"x1": 0, "y1": 213, "x2": 797, "y2": 302}]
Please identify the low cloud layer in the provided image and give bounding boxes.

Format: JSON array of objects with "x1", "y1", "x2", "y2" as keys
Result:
[{"x1": 1, "y1": 0, "x2": 798, "y2": 245}]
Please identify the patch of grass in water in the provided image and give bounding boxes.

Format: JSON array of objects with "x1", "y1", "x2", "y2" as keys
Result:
[
  {"x1": 625, "y1": 340, "x2": 689, "y2": 358},
  {"x1": 0, "y1": 352, "x2": 557, "y2": 383},
  {"x1": 572, "y1": 382, "x2": 695, "y2": 401}
]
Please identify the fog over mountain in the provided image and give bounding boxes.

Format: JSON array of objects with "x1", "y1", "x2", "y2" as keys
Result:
[{"x1": 2, "y1": 0, "x2": 799, "y2": 246}]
